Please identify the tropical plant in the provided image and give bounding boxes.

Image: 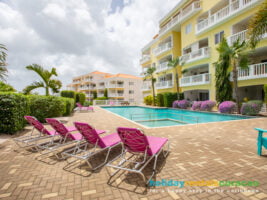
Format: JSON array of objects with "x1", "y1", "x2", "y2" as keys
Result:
[
  {"x1": 144, "y1": 67, "x2": 156, "y2": 105},
  {"x1": 144, "y1": 95, "x2": 153, "y2": 105},
  {"x1": 192, "y1": 101, "x2": 202, "y2": 110},
  {"x1": 241, "y1": 100, "x2": 263, "y2": 116},
  {"x1": 23, "y1": 64, "x2": 62, "y2": 96},
  {"x1": 264, "y1": 84, "x2": 267, "y2": 103},
  {"x1": 168, "y1": 57, "x2": 184, "y2": 100},
  {"x1": 0, "y1": 81, "x2": 16, "y2": 92},
  {"x1": 248, "y1": 0, "x2": 267, "y2": 48},
  {"x1": 200, "y1": 100, "x2": 216, "y2": 111},
  {"x1": 173, "y1": 100, "x2": 190, "y2": 109},
  {"x1": 215, "y1": 38, "x2": 249, "y2": 113},
  {"x1": 0, "y1": 44, "x2": 8, "y2": 81},
  {"x1": 104, "y1": 88, "x2": 108, "y2": 98}
]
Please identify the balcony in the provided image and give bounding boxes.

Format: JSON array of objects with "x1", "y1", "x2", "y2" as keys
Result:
[
  {"x1": 141, "y1": 84, "x2": 151, "y2": 91},
  {"x1": 156, "y1": 62, "x2": 169, "y2": 73},
  {"x1": 140, "y1": 55, "x2": 151, "y2": 64},
  {"x1": 156, "y1": 80, "x2": 173, "y2": 89},
  {"x1": 98, "y1": 85, "x2": 105, "y2": 89},
  {"x1": 159, "y1": 1, "x2": 201, "y2": 35},
  {"x1": 180, "y1": 47, "x2": 210, "y2": 64},
  {"x1": 235, "y1": 62, "x2": 267, "y2": 80},
  {"x1": 196, "y1": 0, "x2": 260, "y2": 34},
  {"x1": 80, "y1": 86, "x2": 96, "y2": 90},
  {"x1": 180, "y1": 73, "x2": 210, "y2": 87},
  {"x1": 86, "y1": 94, "x2": 94, "y2": 98},
  {"x1": 153, "y1": 42, "x2": 172, "y2": 57},
  {"x1": 98, "y1": 93, "x2": 104, "y2": 97},
  {"x1": 227, "y1": 29, "x2": 267, "y2": 45},
  {"x1": 109, "y1": 93, "x2": 124, "y2": 97},
  {"x1": 107, "y1": 84, "x2": 124, "y2": 88}
]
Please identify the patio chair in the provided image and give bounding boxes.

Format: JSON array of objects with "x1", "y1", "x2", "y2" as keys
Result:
[
  {"x1": 13, "y1": 116, "x2": 59, "y2": 150},
  {"x1": 106, "y1": 127, "x2": 170, "y2": 185},
  {"x1": 255, "y1": 128, "x2": 267, "y2": 156},
  {"x1": 36, "y1": 118, "x2": 104, "y2": 159},
  {"x1": 76, "y1": 103, "x2": 94, "y2": 112},
  {"x1": 62, "y1": 122, "x2": 121, "y2": 170}
]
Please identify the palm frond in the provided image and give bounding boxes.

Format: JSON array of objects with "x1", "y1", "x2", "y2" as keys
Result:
[
  {"x1": 48, "y1": 79, "x2": 62, "y2": 93},
  {"x1": 23, "y1": 81, "x2": 44, "y2": 94}
]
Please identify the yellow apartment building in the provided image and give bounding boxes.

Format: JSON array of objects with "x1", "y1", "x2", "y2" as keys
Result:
[
  {"x1": 67, "y1": 71, "x2": 143, "y2": 103},
  {"x1": 140, "y1": 0, "x2": 267, "y2": 102}
]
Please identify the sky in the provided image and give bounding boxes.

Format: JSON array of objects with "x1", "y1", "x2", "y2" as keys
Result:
[{"x1": 0, "y1": 0, "x2": 179, "y2": 93}]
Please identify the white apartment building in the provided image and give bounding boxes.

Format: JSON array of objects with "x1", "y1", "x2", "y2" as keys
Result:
[{"x1": 67, "y1": 71, "x2": 142, "y2": 104}]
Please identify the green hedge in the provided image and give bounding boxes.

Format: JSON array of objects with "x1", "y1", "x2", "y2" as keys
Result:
[
  {"x1": 76, "y1": 92, "x2": 86, "y2": 105},
  {"x1": 28, "y1": 95, "x2": 66, "y2": 122},
  {"x1": 163, "y1": 92, "x2": 177, "y2": 107},
  {"x1": 144, "y1": 95, "x2": 153, "y2": 105},
  {"x1": 264, "y1": 84, "x2": 267, "y2": 103},
  {"x1": 84, "y1": 101, "x2": 93, "y2": 106},
  {"x1": 60, "y1": 90, "x2": 76, "y2": 99},
  {"x1": 60, "y1": 97, "x2": 75, "y2": 116},
  {"x1": 95, "y1": 97, "x2": 108, "y2": 100},
  {"x1": 0, "y1": 93, "x2": 29, "y2": 134},
  {"x1": 156, "y1": 93, "x2": 164, "y2": 107}
]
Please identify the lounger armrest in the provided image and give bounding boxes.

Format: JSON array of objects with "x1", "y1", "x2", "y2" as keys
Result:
[{"x1": 255, "y1": 128, "x2": 267, "y2": 133}]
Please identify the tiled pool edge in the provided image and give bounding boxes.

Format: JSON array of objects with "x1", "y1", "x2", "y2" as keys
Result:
[{"x1": 99, "y1": 106, "x2": 262, "y2": 129}]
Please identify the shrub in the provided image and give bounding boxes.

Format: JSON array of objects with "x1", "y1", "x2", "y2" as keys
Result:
[
  {"x1": 264, "y1": 84, "x2": 267, "y2": 103},
  {"x1": 95, "y1": 97, "x2": 108, "y2": 100},
  {"x1": 200, "y1": 100, "x2": 216, "y2": 111},
  {"x1": 173, "y1": 100, "x2": 190, "y2": 109},
  {"x1": 218, "y1": 101, "x2": 236, "y2": 113},
  {"x1": 60, "y1": 97, "x2": 75, "y2": 116},
  {"x1": 76, "y1": 92, "x2": 86, "y2": 105},
  {"x1": 93, "y1": 91, "x2": 97, "y2": 99},
  {"x1": 84, "y1": 101, "x2": 93, "y2": 106},
  {"x1": 192, "y1": 101, "x2": 202, "y2": 110},
  {"x1": 0, "y1": 92, "x2": 29, "y2": 134},
  {"x1": 144, "y1": 95, "x2": 153, "y2": 105},
  {"x1": 156, "y1": 93, "x2": 164, "y2": 107},
  {"x1": 0, "y1": 82, "x2": 16, "y2": 92},
  {"x1": 241, "y1": 100, "x2": 263, "y2": 116},
  {"x1": 163, "y1": 93, "x2": 177, "y2": 107},
  {"x1": 60, "y1": 90, "x2": 76, "y2": 99},
  {"x1": 28, "y1": 95, "x2": 65, "y2": 122}
]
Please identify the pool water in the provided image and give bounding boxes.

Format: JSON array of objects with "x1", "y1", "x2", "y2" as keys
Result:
[{"x1": 102, "y1": 106, "x2": 254, "y2": 128}]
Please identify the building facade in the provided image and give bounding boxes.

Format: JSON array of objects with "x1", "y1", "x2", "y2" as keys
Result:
[
  {"x1": 140, "y1": 0, "x2": 267, "y2": 102},
  {"x1": 67, "y1": 71, "x2": 142, "y2": 103}
]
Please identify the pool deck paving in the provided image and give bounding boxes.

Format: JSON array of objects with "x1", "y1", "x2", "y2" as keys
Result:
[{"x1": 0, "y1": 106, "x2": 267, "y2": 200}]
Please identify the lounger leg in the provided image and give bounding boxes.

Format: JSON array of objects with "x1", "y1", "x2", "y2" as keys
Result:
[{"x1": 257, "y1": 131, "x2": 263, "y2": 156}]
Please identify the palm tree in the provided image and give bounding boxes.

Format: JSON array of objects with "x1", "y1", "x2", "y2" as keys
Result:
[
  {"x1": 216, "y1": 38, "x2": 249, "y2": 113},
  {"x1": 0, "y1": 44, "x2": 8, "y2": 81},
  {"x1": 168, "y1": 57, "x2": 184, "y2": 100},
  {"x1": 144, "y1": 67, "x2": 156, "y2": 105},
  {"x1": 248, "y1": 0, "x2": 267, "y2": 48},
  {"x1": 23, "y1": 64, "x2": 62, "y2": 95}
]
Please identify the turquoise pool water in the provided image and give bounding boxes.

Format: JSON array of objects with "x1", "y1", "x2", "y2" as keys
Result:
[{"x1": 102, "y1": 106, "x2": 254, "y2": 128}]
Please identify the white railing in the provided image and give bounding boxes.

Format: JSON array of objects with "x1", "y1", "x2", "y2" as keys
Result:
[
  {"x1": 140, "y1": 55, "x2": 151, "y2": 64},
  {"x1": 98, "y1": 85, "x2": 105, "y2": 89},
  {"x1": 153, "y1": 42, "x2": 172, "y2": 56},
  {"x1": 98, "y1": 94, "x2": 104, "y2": 97},
  {"x1": 107, "y1": 84, "x2": 124, "y2": 88},
  {"x1": 80, "y1": 86, "x2": 95, "y2": 90},
  {"x1": 93, "y1": 100, "x2": 137, "y2": 106},
  {"x1": 180, "y1": 47, "x2": 210, "y2": 63},
  {"x1": 109, "y1": 93, "x2": 124, "y2": 97},
  {"x1": 159, "y1": 1, "x2": 201, "y2": 35},
  {"x1": 227, "y1": 29, "x2": 248, "y2": 45},
  {"x1": 156, "y1": 62, "x2": 169, "y2": 73},
  {"x1": 196, "y1": 0, "x2": 259, "y2": 34},
  {"x1": 180, "y1": 73, "x2": 210, "y2": 87},
  {"x1": 233, "y1": 62, "x2": 267, "y2": 80},
  {"x1": 156, "y1": 80, "x2": 173, "y2": 89},
  {"x1": 141, "y1": 84, "x2": 151, "y2": 91},
  {"x1": 86, "y1": 94, "x2": 94, "y2": 98}
]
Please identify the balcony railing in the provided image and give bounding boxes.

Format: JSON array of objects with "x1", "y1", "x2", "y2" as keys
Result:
[
  {"x1": 86, "y1": 94, "x2": 94, "y2": 98},
  {"x1": 180, "y1": 47, "x2": 210, "y2": 63},
  {"x1": 196, "y1": 0, "x2": 259, "y2": 34},
  {"x1": 233, "y1": 62, "x2": 267, "y2": 80},
  {"x1": 109, "y1": 93, "x2": 124, "y2": 97},
  {"x1": 180, "y1": 73, "x2": 210, "y2": 87},
  {"x1": 159, "y1": 1, "x2": 201, "y2": 35},
  {"x1": 227, "y1": 29, "x2": 248, "y2": 45},
  {"x1": 156, "y1": 62, "x2": 169, "y2": 73},
  {"x1": 155, "y1": 80, "x2": 173, "y2": 89},
  {"x1": 107, "y1": 84, "x2": 124, "y2": 88},
  {"x1": 80, "y1": 86, "x2": 95, "y2": 90},
  {"x1": 98, "y1": 94, "x2": 104, "y2": 97},
  {"x1": 153, "y1": 42, "x2": 172, "y2": 57},
  {"x1": 140, "y1": 55, "x2": 151, "y2": 64},
  {"x1": 141, "y1": 84, "x2": 151, "y2": 91}
]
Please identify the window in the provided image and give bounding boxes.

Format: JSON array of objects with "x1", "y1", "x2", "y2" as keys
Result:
[
  {"x1": 185, "y1": 24, "x2": 192, "y2": 34},
  {"x1": 129, "y1": 90, "x2": 134, "y2": 94},
  {"x1": 129, "y1": 82, "x2": 134, "y2": 85},
  {"x1": 215, "y1": 31, "x2": 224, "y2": 44}
]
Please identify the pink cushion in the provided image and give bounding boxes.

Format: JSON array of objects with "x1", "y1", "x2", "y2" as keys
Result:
[
  {"x1": 80, "y1": 107, "x2": 94, "y2": 110},
  {"x1": 47, "y1": 130, "x2": 58, "y2": 136},
  {"x1": 66, "y1": 126, "x2": 77, "y2": 132},
  {"x1": 146, "y1": 136, "x2": 168, "y2": 156},
  {"x1": 68, "y1": 133, "x2": 83, "y2": 140},
  {"x1": 96, "y1": 130, "x2": 105, "y2": 134},
  {"x1": 101, "y1": 133, "x2": 121, "y2": 148}
]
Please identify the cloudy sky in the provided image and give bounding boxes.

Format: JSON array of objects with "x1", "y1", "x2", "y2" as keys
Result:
[{"x1": 0, "y1": 0, "x2": 179, "y2": 93}]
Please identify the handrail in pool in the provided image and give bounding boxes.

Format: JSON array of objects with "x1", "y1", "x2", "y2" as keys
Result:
[{"x1": 130, "y1": 112, "x2": 199, "y2": 124}]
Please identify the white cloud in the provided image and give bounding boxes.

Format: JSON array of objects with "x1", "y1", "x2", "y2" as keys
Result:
[{"x1": 0, "y1": 0, "x2": 179, "y2": 93}]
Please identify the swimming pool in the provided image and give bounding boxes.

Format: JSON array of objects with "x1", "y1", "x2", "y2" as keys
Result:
[{"x1": 102, "y1": 106, "x2": 254, "y2": 128}]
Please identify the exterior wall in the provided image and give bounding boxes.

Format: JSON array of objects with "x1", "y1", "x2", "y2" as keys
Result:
[
  {"x1": 140, "y1": 0, "x2": 267, "y2": 102},
  {"x1": 67, "y1": 72, "x2": 142, "y2": 103}
]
